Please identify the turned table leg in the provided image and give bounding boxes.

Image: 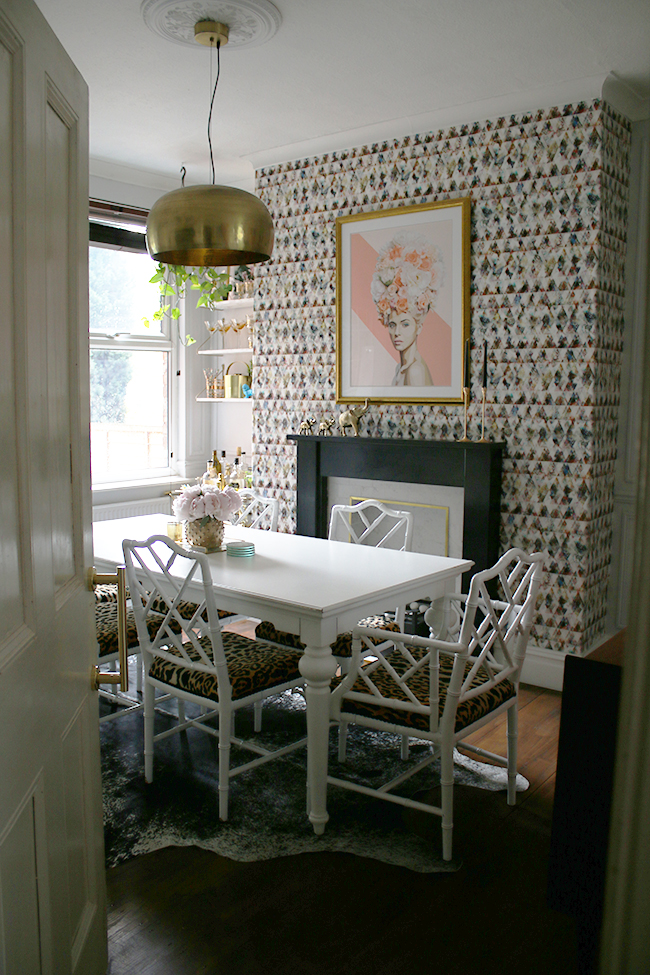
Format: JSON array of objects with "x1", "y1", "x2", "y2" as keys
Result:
[{"x1": 299, "y1": 643, "x2": 338, "y2": 834}]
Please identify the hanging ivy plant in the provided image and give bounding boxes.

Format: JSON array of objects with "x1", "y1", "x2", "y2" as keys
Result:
[
  {"x1": 233, "y1": 263, "x2": 253, "y2": 282},
  {"x1": 142, "y1": 263, "x2": 233, "y2": 345}
]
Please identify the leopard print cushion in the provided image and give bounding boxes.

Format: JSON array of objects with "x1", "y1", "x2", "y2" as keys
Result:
[
  {"x1": 330, "y1": 617, "x2": 401, "y2": 657},
  {"x1": 95, "y1": 583, "x2": 234, "y2": 619},
  {"x1": 149, "y1": 595, "x2": 234, "y2": 621},
  {"x1": 150, "y1": 595, "x2": 202, "y2": 620},
  {"x1": 254, "y1": 620, "x2": 305, "y2": 649},
  {"x1": 254, "y1": 616, "x2": 400, "y2": 656},
  {"x1": 148, "y1": 632, "x2": 303, "y2": 703},
  {"x1": 94, "y1": 583, "x2": 122, "y2": 603},
  {"x1": 334, "y1": 650, "x2": 516, "y2": 733},
  {"x1": 95, "y1": 602, "x2": 161, "y2": 658}
]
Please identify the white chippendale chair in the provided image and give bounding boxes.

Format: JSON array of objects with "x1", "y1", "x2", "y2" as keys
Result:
[
  {"x1": 95, "y1": 577, "x2": 205, "y2": 724},
  {"x1": 327, "y1": 548, "x2": 545, "y2": 861},
  {"x1": 230, "y1": 490, "x2": 279, "y2": 531},
  {"x1": 94, "y1": 581, "x2": 149, "y2": 722},
  {"x1": 152, "y1": 493, "x2": 278, "y2": 629},
  {"x1": 253, "y1": 499, "x2": 414, "y2": 741},
  {"x1": 122, "y1": 534, "x2": 307, "y2": 821},
  {"x1": 255, "y1": 499, "x2": 414, "y2": 663},
  {"x1": 214, "y1": 491, "x2": 279, "y2": 631},
  {"x1": 97, "y1": 493, "x2": 280, "y2": 726}
]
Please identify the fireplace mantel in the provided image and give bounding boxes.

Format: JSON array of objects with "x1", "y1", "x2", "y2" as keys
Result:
[{"x1": 287, "y1": 435, "x2": 504, "y2": 586}]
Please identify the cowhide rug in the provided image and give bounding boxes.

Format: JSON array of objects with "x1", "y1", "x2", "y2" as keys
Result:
[{"x1": 101, "y1": 689, "x2": 528, "y2": 873}]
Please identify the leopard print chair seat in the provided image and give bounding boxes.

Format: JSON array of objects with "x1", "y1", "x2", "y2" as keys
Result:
[
  {"x1": 94, "y1": 582, "x2": 122, "y2": 603},
  {"x1": 149, "y1": 594, "x2": 234, "y2": 622},
  {"x1": 94, "y1": 582, "x2": 233, "y2": 623},
  {"x1": 332, "y1": 649, "x2": 516, "y2": 734},
  {"x1": 94, "y1": 574, "x2": 207, "y2": 723},
  {"x1": 95, "y1": 602, "x2": 162, "y2": 659},
  {"x1": 95, "y1": 590, "x2": 204, "y2": 723},
  {"x1": 254, "y1": 615, "x2": 401, "y2": 657},
  {"x1": 95, "y1": 598, "x2": 162, "y2": 723},
  {"x1": 148, "y1": 631, "x2": 303, "y2": 704}
]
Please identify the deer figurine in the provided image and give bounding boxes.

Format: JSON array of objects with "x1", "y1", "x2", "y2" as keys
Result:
[{"x1": 338, "y1": 400, "x2": 369, "y2": 437}]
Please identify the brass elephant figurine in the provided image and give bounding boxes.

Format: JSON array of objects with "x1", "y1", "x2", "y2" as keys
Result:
[{"x1": 338, "y1": 400, "x2": 369, "y2": 437}]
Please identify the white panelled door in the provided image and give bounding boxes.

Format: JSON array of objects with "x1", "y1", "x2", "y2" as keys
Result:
[{"x1": 0, "y1": 1, "x2": 107, "y2": 973}]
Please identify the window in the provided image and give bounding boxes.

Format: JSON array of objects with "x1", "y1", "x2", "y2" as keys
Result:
[{"x1": 89, "y1": 206, "x2": 173, "y2": 484}]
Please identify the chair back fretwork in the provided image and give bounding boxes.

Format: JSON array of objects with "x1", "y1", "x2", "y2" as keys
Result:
[
  {"x1": 456, "y1": 551, "x2": 543, "y2": 700},
  {"x1": 124, "y1": 535, "x2": 229, "y2": 689},
  {"x1": 336, "y1": 548, "x2": 545, "y2": 737},
  {"x1": 231, "y1": 491, "x2": 279, "y2": 531},
  {"x1": 328, "y1": 500, "x2": 413, "y2": 551}
]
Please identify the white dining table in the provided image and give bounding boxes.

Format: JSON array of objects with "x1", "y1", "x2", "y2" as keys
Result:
[{"x1": 93, "y1": 513, "x2": 472, "y2": 833}]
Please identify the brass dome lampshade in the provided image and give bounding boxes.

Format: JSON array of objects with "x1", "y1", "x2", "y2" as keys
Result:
[
  {"x1": 146, "y1": 183, "x2": 274, "y2": 267},
  {"x1": 146, "y1": 20, "x2": 274, "y2": 267}
]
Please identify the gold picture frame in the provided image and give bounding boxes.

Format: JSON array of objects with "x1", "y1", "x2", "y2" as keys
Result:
[{"x1": 335, "y1": 197, "x2": 471, "y2": 404}]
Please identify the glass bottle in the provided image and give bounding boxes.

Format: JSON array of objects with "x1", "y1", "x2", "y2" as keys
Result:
[
  {"x1": 202, "y1": 450, "x2": 222, "y2": 486},
  {"x1": 211, "y1": 449, "x2": 221, "y2": 483},
  {"x1": 230, "y1": 456, "x2": 242, "y2": 489},
  {"x1": 220, "y1": 450, "x2": 230, "y2": 488}
]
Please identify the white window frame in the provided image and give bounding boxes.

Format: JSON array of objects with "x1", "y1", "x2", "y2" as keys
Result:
[{"x1": 88, "y1": 206, "x2": 183, "y2": 501}]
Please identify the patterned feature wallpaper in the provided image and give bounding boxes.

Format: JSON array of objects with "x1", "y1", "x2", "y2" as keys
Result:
[{"x1": 252, "y1": 100, "x2": 630, "y2": 654}]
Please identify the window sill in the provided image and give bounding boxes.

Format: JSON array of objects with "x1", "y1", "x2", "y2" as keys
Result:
[{"x1": 92, "y1": 475, "x2": 187, "y2": 508}]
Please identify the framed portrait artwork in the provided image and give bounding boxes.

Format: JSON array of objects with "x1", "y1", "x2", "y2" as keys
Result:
[{"x1": 335, "y1": 197, "x2": 471, "y2": 404}]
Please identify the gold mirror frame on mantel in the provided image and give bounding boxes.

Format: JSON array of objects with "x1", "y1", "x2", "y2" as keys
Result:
[{"x1": 335, "y1": 197, "x2": 471, "y2": 405}]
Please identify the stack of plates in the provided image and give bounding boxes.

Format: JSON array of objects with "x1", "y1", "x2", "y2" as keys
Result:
[{"x1": 226, "y1": 540, "x2": 255, "y2": 558}]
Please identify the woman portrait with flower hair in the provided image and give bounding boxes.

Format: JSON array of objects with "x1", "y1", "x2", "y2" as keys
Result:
[
  {"x1": 337, "y1": 198, "x2": 469, "y2": 402},
  {"x1": 370, "y1": 232, "x2": 445, "y2": 386}
]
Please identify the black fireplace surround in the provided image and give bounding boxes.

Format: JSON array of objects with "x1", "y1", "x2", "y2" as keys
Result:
[{"x1": 287, "y1": 435, "x2": 504, "y2": 589}]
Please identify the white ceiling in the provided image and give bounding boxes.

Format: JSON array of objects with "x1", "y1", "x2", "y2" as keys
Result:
[{"x1": 35, "y1": 0, "x2": 650, "y2": 199}]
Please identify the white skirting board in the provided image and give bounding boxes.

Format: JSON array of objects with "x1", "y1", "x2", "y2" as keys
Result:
[
  {"x1": 521, "y1": 626, "x2": 628, "y2": 690},
  {"x1": 521, "y1": 645, "x2": 567, "y2": 691}
]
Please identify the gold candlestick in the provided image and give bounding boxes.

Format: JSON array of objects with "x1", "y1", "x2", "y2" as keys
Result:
[
  {"x1": 459, "y1": 387, "x2": 470, "y2": 441},
  {"x1": 479, "y1": 387, "x2": 488, "y2": 442}
]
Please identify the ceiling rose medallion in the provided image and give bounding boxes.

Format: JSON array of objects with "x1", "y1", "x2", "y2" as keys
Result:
[{"x1": 140, "y1": 0, "x2": 282, "y2": 49}]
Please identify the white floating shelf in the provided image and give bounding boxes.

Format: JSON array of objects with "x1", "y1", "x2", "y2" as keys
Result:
[
  {"x1": 196, "y1": 397, "x2": 253, "y2": 404},
  {"x1": 211, "y1": 297, "x2": 254, "y2": 312},
  {"x1": 198, "y1": 347, "x2": 252, "y2": 357}
]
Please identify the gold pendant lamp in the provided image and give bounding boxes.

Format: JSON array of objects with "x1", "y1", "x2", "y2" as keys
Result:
[
  {"x1": 146, "y1": 20, "x2": 274, "y2": 267},
  {"x1": 146, "y1": 181, "x2": 274, "y2": 267}
]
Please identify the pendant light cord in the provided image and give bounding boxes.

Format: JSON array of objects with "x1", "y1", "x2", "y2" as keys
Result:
[{"x1": 207, "y1": 39, "x2": 221, "y2": 185}]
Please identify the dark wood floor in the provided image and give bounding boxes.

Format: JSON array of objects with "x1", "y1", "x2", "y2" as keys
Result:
[{"x1": 106, "y1": 636, "x2": 577, "y2": 975}]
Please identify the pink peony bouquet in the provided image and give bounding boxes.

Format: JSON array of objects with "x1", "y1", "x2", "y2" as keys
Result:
[{"x1": 173, "y1": 483, "x2": 241, "y2": 525}]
